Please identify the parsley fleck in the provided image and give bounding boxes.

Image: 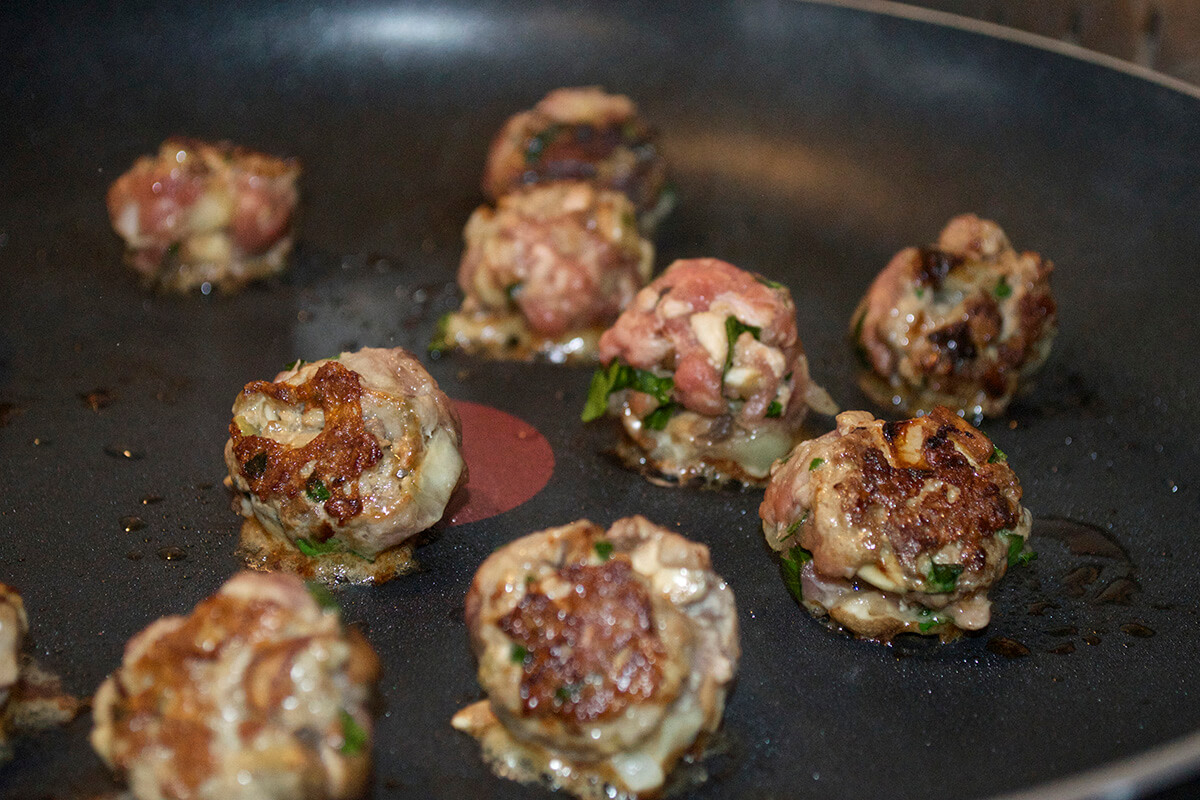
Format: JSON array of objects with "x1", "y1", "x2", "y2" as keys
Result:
[
  {"x1": 926, "y1": 562, "x2": 964, "y2": 593},
  {"x1": 780, "y1": 545, "x2": 814, "y2": 603},
  {"x1": 339, "y1": 709, "x2": 368, "y2": 756},
  {"x1": 642, "y1": 402, "x2": 677, "y2": 430},
  {"x1": 505, "y1": 282, "x2": 522, "y2": 303},
  {"x1": 915, "y1": 287, "x2": 925, "y2": 299},
  {"x1": 988, "y1": 445, "x2": 1007, "y2": 463},
  {"x1": 296, "y1": 537, "x2": 342, "y2": 558},
  {"x1": 555, "y1": 683, "x2": 581, "y2": 703},
  {"x1": 724, "y1": 316, "x2": 762, "y2": 377},
  {"x1": 305, "y1": 581, "x2": 340, "y2": 612},
  {"x1": 428, "y1": 312, "x2": 453, "y2": 357},
  {"x1": 766, "y1": 400, "x2": 783, "y2": 418},
  {"x1": 243, "y1": 452, "x2": 268, "y2": 480},
  {"x1": 755, "y1": 275, "x2": 786, "y2": 290},
  {"x1": 851, "y1": 310, "x2": 871, "y2": 368},
  {"x1": 917, "y1": 608, "x2": 950, "y2": 632},
  {"x1": 781, "y1": 510, "x2": 810, "y2": 541},
  {"x1": 167, "y1": 241, "x2": 181, "y2": 256},
  {"x1": 581, "y1": 360, "x2": 674, "y2": 422},
  {"x1": 305, "y1": 475, "x2": 331, "y2": 502},
  {"x1": 809, "y1": 457, "x2": 826, "y2": 471},
  {"x1": 284, "y1": 358, "x2": 306, "y2": 370},
  {"x1": 1000, "y1": 531, "x2": 1037, "y2": 568},
  {"x1": 511, "y1": 643, "x2": 529, "y2": 664},
  {"x1": 994, "y1": 276, "x2": 1013, "y2": 299},
  {"x1": 594, "y1": 540, "x2": 614, "y2": 561}
]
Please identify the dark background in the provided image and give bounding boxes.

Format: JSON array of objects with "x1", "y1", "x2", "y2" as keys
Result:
[{"x1": 1, "y1": 2, "x2": 1198, "y2": 798}]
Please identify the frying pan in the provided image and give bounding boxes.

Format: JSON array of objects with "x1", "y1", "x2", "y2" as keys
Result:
[{"x1": 2, "y1": 1, "x2": 1199, "y2": 798}]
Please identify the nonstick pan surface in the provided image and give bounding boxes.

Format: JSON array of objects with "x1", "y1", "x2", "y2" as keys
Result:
[{"x1": 2, "y1": 2, "x2": 1199, "y2": 798}]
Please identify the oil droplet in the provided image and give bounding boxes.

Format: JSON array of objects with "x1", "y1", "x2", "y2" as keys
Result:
[
  {"x1": 105, "y1": 446, "x2": 145, "y2": 461},
  {"x1": 126, "y1": 551, "x2": 143, "y2": 561},
  {"x1": 1084, "y1": 634, "x2": 1102, "y2": 646},
  {"x1": 31, "y1": 437, "x2": 51, "y2": 446},
  {"x1": 987, "y1": 637, "x2": 1030, "y2": 658},
  {"x1": 1062, "y1": 566, "x2": 1100, "y2": 596},
  {"x1": 141, "y1": 495, "x2": 164, "y2": 505},
  {"x1": 157, "y1": 546, "x2": 186, "y2": 561},
  {"x1": 1036, "y1": 517, "x2": 1127, "y2": 560},
  {"x1": 1047, "y1": 642, "x2": 1076, "y2": 655},
  {"x1": 80, "y1": 388, "x2": 116, "y2": 411},
  {"x1": 1095, "y1": 577, "x2": 1138, "y2": 605},
  {"x1": 1120, "y1": 623, "x2": 1155, "y2": 638},
  {"x1": 120, "y1": 516, "x2": 146, "y2": 532}
]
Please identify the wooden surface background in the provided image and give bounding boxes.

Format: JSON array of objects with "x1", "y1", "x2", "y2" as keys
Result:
[{"x1": 900, "y1": 0, "x2": 1200, "y2": 84}]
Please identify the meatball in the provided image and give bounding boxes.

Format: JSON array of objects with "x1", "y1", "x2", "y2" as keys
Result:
[
  {"x1": 452, "y1": 516, "x2": 739, "y2": 800},
  {"x1": 0, "y1": 584, "x2": 79, "y2": 764},
  {"x1": 438, "y1": 181, "x2": 653, "y2": 363},
  {"x1": 851, "y1": 214, "x2": 1057, "y2": 418},
  {"x1": 584, "y1": 257, "x2": 836, "y2": 486},
  {"x1": 482, "y1": 87, "x2": 673, "y2": 231},
  {"x1": 107, "y1": 137, "x2": 299, "y2": 292},
  {"x1": 225, "y1": 347, "x2": 466, "y2": 584},
  {"x1": 760, "y1": 407, "x2": 1035, "y2": 641},
  {"x1": 91, "y1": 572, "x2": 381, "y2": 800}
]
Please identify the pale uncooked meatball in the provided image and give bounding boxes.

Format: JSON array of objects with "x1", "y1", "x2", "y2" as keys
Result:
[
  {"x1": 91, "y1": 572, "x2": 381, "y2": 800},
  {"x1": 225, "y1": 347, "x2": 466, "y2": 582},
  {"x1": 107, "y1": 138, "x2": 299, "y2": 292},
  {"x1": 452, "y1": 516, "x2": 739, "y2": 800},
  {"x1": 585, "y1": 257, "x2": 836, "y2": 486},
  {"x1": 439, "y1": 181, "x2": 653, "y2": 363},
  {"x1": 851, "y1": 214, "x2": 1057, "y2": 418},
  {"x1": 760, "y1": 407, "x2": 1034, "y2": 641},
  {"x1": 482, "y1": 87, "x2": 673, "y2": 231}
]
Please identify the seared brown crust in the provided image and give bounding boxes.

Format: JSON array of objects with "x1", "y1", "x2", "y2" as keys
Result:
[
  {"x1": 482, "y1": 87, "x2": 670, "y2": 222},
  {"x1": 498, "y1": 559, "x2": 668, "y2": 725},
  {"x1": 230, "y1": 362, "x2": 383, "y2": 526},
  {"x1": 853, "y1": 214, "x2": 1057, "y2": 417},
  {"x1": 845, "y1": 407, "x2": 1020, "y2": 574}
]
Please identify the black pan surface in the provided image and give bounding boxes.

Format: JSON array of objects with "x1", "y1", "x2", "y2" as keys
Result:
[{"x1": 2, "y1": 2, "x2": 1199, "y2": 798}]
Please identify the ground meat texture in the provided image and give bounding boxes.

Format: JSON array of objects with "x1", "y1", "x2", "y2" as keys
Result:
[
  {"x1": 760, "y1": 408, "x2": 1033, "y2": 642},
  {"x1": 91, "y1": 572, "x2": 380, "y2": 800},
  {"x1": 224, "y1": 347, "x2": 466, "y2": 564},
  {"x1": 481, "y1": 87, "x2": 673, "y2": 231},
  {"x1": 851, "y1": 214, "x2": 1057, "y2": 418},
  {"x1": 590, "y1": 257, "x2": 836, "y2": 486},
  {"x1": 107, "y1": 138, "x2": 299, "y2": 292},
  {"x1": 442, "y1": 181, "x2": 653, "y2": 362},
  {"x1": 453, "y1": 516, "x2": 739, "y2": 799}
]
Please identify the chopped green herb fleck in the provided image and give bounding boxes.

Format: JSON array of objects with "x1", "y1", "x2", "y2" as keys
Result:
[
  {"x1": 505, "y1": 282, "x2": 522, "y2": 303},
  {"x1": 642, "y1": 402, "x2": 676, "y2": 430},
  {"x1": 780, "y1": 545, "x2": 814, "y2": 603},
  {"x1": 511, "y1": 644, "x2": 529, "y2": 664},
  {"x1": 594, "y1": 540, "x2": 614, "y2": 561},
  {"x1": 525, "y1": 574, "x2": 536, "y2": 585},
  {"x1": 525, "y1": 124, "x2": 561, "y2": 164},
  {"x1": 988, "y1": 445, "x2": 1007, "y2": 463},
  {"x1": 555, "y1": 684, "x2": 581, "y2": 703},
  {"x1": 243, "y1": 452, "x2": 268, "y2": 480},
  {"x1": 724, "y1": 316, "x2": 762, "y2": 376},
  {"x1": 781, "y1": 510, "x2": 810, "y2": 542},
  {"x1": 305, "y1": 475, "x2": 331, "y2": 502},
  {"x1": 766, "y1": 400, "x2": 783, "y2": 418},
  {"x1": 915, "y1": 287, "x2": 925, "y2": 299},
  {"x1": 167, "y1": 241, "x2": 181, "y2": 256},
  {"x1": 927, "y1": 562, "x2": 964, "y2": 593},
  {"x1": 851, "y1": 310, "x2": 871, "y2": 368},
  {"x1": 428, "y1": 312, "x2": 453, "y2": 357},
  {"x1": 809, "y1": 457, "x2": 826, "y2": 471},
  {"x1": 581, "y1": 360, "x2": 674, "y2": 422},
  {"x1": 1000, "y1": 531, "x2": 1037, "y2": 568},
  {"x1": 296, "y1": 537, "x2": 343, "y2": 558},
  {"x1": 305, "y1": 581, "x2": 340, "y2": 612},
  {"x1": 994, "y1": 276, "x2": 1013, "y2": 299},
  {"x1": 756, "y1": 275, "x2": 787, "y2": 290},
  {"x1": 917, "y1": 608, "x2": 950, "y2": 632},
  {"x1": 339, "y1": 709, "x2": 368, "y2": 756},
  {"x1": 284, "y1": 358, "x2": 305, "y2": 370}
]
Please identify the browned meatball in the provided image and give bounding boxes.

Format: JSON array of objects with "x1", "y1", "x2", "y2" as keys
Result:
[
  {"x1": 107, "y1": 138, "x2": 299, "y2": 292},
  {"x1": 91, "y1": 572, "x2": 381, "y2": 800},
  {"x1": 439, "y1": 181, "x2": 653, "y2": 363},
  {"x1": 584, "y1": 258, "x2": 836, "y2": 486},
  {"x1": 225, "y1": 347, "x2": 466, "y2": 583},
  {"x1": 452, "y1": 516, "x2": 739, "y2": 799},
  {"x1": 851, "y1": 214, "x2": 1057, "y2": 418},
  {"x1": 760, "y1": 408, "x2": 1034, "y2": 641},
  {"x1": 482, "y1": 87, "x2": 673, "y2": 231}
]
